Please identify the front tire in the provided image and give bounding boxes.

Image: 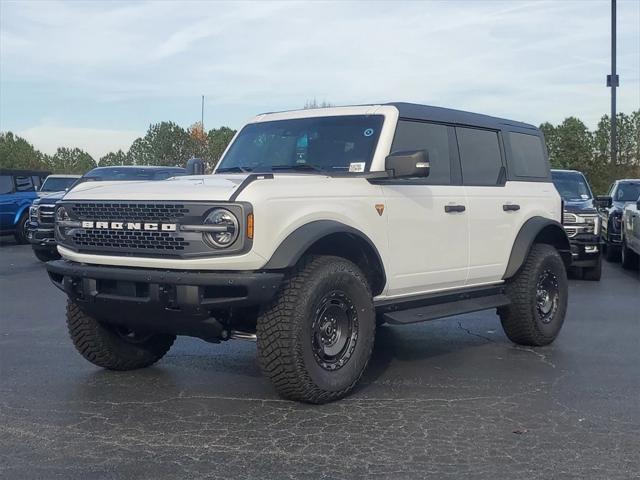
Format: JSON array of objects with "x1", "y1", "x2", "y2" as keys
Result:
[
  {"x1": 582, "y1": 255, "x2": 602, "y2": 281},
  {"x1": 14, "y1": 212, "x2": 29, "y2": 244},
  {"x1": 604, "y1": 241, "x2": 620, "y2": 262},
  {"x1": 257, "y1": 256, "x2": 375, "y2": 404},
  {"x1": 66, "y1": 300, "x2": 175, "y2": 370},
  {"x1": 499, "y1": 244, "x2": 568, "y2": 346}
]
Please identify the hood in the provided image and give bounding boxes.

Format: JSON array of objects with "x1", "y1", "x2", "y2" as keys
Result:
[
  {"x1": 563, "y1": 198, "x2": 596, "y2": 214},
  {"x1": 35, "y1": 190, "x2": 66, "y2": 205},
  {"x1": 62, "y1": 174, "x2": 249, "y2": 202}
]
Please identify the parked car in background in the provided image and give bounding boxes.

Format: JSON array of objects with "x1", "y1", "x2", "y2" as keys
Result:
[
  {"x1": 599, "y1": 179, "x2": 640, "y2": 262},
  {"x1": 0, "y1": 168, "x2": 50, "y2": 243},
  {"x1": 621, "y1": 195, "x2": 640, "y2": 271},
  {"x1": 38, "y1": 174, "x2": 81, "y2": 196},
  {"x1": 551, "y1": 169, "x2": 603, "y2": 280},
  {"x1": 28, "y1": 165, "x2": 186, "y2": 261}
]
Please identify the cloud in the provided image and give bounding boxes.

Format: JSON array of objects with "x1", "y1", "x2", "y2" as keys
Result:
[
  {"x1": 17, "y1": 124, "x2": 142, "y2": 160},
  {"x1": 1, "y1": 0, "x2": 638, "y2": 156}
]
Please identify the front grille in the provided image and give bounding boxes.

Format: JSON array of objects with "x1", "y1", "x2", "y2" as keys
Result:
[
  {"x1": 564, "y1": 213, "x2": 579, "y2": 223},
  {"x1": 70, "y1": 202, "x2": 189, "y2": 222},
  {"x1": 39, "y1": 205, "x2": 55, "y2": 223},
  {"x1": 565, "y1": 227, "x2": 577, "y2": 238},
  {"x1": 74, "y1": 229, "x2": 189, "y2": 251}
]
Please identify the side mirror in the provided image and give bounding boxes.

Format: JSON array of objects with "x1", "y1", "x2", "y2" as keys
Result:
[
  {"x1": 594, "y1": 195, "x2": 612, "y2": 209},
  {"x1": 186, "y1": 157, "x2": 205, "y2": 175},
  {"x1": 636, "y1": 197, "x2": 640, "y2": 210},
  {"x1": 385, "y1": 150, "x2": 429, "y2": 178}
]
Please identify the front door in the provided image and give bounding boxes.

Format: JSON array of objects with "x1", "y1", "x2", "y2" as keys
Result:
[{"x1": 379, "y1": 120, "x2": 469, "y2": 297}]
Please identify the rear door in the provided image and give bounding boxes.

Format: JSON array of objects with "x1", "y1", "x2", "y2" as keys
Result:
[
  {"x1": 0, "y1": 174, "x2": 17, "y2": 229},
  {"x1": 456, "y1": 126, "x2": 518, "y2": 285},
  {"x1": 379, "y1": 120, "x2": 469, "y2": 297}
]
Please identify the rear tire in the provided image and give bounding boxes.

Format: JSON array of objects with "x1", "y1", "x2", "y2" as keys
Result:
[
  {"x1": 66, "y1": 300, "x2": 175, "y2": 370},
  {"x1": 257, "y1": 255, "x2": 375, "y2": 404},
  {"x1": 621, "y1": 238, "x2": 639, "y2": 270},
  {"x1": 582, "y1": 256, "x2": 602, "y2": 281},
  {"x1": 34, "y1": 248, "x2": 60, "y2": 262},
  {"x1": 14, "y1": 212, "x2": 29, "y2": 244},
  {"x1": 499, "y1": 244, "x2": 568, "y2": 346}
]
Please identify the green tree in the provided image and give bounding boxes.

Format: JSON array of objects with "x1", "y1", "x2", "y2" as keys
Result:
[
  {"x1": 188, "y1": 121, "x2": 209, "y2": 161},
  {"x1": 206, "y1": 126, "x2": 236, "y2": 171},
  {"x1": 0, "y1": 132, "x2": 49, "y2": 171},
  {"x1": 127, "y1": 122, "x2": 191, "y2": 166},
  {"x1": 50, "y1": 147, "x2": 96, "y2": 174},
  {"x1": 303, "y1": 98, "x2": 334, "y2": 109},
  {"x1": 99, "y1": 149, "x2": 129, "y2": 166}
]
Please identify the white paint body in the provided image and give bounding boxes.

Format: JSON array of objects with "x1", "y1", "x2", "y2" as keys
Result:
[{"x1": 59, "y1": 105, "x2": 561, "y2": 300}]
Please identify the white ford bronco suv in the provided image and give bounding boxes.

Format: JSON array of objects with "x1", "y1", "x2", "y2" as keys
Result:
[{"x1": 47, "y1": 103, "x2": 571, "y2": 403}]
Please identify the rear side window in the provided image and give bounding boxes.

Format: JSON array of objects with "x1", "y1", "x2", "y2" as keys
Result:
[
  {"x1": 0, "y1": 175, "x2": 14, "y2": 194},
  {"x1": 456, "y1": 127, "x2": 503, "y2": 186},
  {"x1": 391, "y1": 120, "x2": 451, "y2": 184},
  {"x1": 14, "y1": 175, "x2": 35, "y2": 192},
  {"x1": 508, "y1": 132, "x2": 548, "y2": 178}
]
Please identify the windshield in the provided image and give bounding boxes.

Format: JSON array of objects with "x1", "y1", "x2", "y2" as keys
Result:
[
  {"x1": 551, "y1": 171, "x2": 592, "y2": 201},
  {"x1": 614, "y1": 182, "x2": 640, "y2": 202},
  {"x1": 216, "y1": 115, "x2": 384, "y2": 174},
  {"x1": 41, "y1": 177, "x2": 78, "y2": 192}
]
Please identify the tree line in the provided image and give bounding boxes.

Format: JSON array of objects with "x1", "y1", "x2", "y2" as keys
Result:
[
  {"x1": 0, "y1": 121, "x2": 235, "y2": 175},
  {"x1": 1, "y1": 110, "x2": 638, "y2": 193}
]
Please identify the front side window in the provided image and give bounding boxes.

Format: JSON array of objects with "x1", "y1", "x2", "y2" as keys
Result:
[
  {"x1": 0, "y1": 175, "x2": 14, "y2": 194},
  {"x1": 614, "y1": 182, "x2": 640, "y2": 202},
  {"x1": 14, "y1": 175, "x2": 35, "y2": 192},
  {"x1": 390, "y1": 120, "x2": 450, "y2": 184},
  {"x1": 456, "y1": 127, "x2": 503, "y2": 186},
  {"x1": 217, "y1": 115, "x2": 384, "y2": 174},
  {"x1": 551, "y1": 171, "x2": 592, "y2": 201},
  {"x1": 509, "y1": 132, "x2": 548, "y2": 178}
]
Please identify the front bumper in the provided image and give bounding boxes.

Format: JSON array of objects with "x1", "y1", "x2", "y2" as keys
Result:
[
  {"x1": 569, "y1": 234, "x2": 602, "y2": 268},
  {"x1": 27, "y1": 222, "x2": 56, "y2": 249},
  {"x1": 46, "y1": 260, "x2": 284, "y2": 338}
]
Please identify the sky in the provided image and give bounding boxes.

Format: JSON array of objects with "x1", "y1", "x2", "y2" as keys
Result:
[{"x1": 1, "y1": 0, "x2": 639, "y2": 160}]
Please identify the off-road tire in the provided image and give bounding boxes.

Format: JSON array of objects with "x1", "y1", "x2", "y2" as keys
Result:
[
  {"x1": 621, "y1": 238, "x2": 639, "y2": 270},
  {"x1": 257, "y1": 255, "x2": 375, "y2": 404},
  {"x1": 34, "y1": 248, "x2": 60, "y2": 262},
  {"x1": 499, "y1": 244, "x2": 568, "y2": 346},
  {"x1": 13, "y1": 212, "x2": 29, "y2": 244},
  {"x1": 66, "y1": 300, "x2": 175, "y2": 370},
  {"x1": 582, "y1": 255, "x2": 602, "y2": 281}
]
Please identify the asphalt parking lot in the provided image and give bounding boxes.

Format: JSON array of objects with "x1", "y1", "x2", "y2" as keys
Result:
[{"x1": 1, "y1": 241, "x2": 639, "y2": 480}]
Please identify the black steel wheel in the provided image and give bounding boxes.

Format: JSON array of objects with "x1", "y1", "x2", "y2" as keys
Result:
[
  {"x1": 535, "y1": 270, "x2": 559, "y2": 324},
  {"x1": 14, "y1": 212, "x2": 30, "y2": 244}
]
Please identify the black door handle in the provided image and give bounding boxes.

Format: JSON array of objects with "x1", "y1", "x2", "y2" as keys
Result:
[
  {"x1": 445, "y1": 204, "x2": 466, "y2": 213},
  {"x1": 503, "y1": 204, "x2": 520, "y2": 212}
]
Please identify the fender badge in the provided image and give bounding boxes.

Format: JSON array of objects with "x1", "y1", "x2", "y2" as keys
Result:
[{"x1": 375, "y1": 204, "x2": 385, "y2": 216}]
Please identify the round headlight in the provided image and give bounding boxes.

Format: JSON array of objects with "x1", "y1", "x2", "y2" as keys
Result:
[
  {"x1": 203, "y1": 208, "x2": 239, "y2": 248},
  {"x1": 55, "y1": 206, "x2": 71, "y2": 239}
]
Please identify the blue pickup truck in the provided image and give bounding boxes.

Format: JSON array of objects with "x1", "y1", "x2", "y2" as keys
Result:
[{"x1": 0, "y1": 169, "x2": 50, "y2": 243}]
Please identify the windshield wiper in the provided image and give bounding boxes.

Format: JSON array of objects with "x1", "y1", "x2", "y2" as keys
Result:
[
  {"x1": 270, "y1": 164, "x2": 326, "y2": 173},
  {"x1": 216, "y1": 166, "x2": 251, "y2": 173}
]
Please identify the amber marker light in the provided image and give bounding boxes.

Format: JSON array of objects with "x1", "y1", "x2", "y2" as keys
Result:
[{"x1": 247, "y1": 213, "x2": 254, "y2": 239}]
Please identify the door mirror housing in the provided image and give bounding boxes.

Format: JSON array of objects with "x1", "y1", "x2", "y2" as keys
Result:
[
  {"x1": 594, "y1": 195, "x2": 612, "y2": 209},
  {"x1": 385, "y1": 150, "x2": 429, "y2": 178}
]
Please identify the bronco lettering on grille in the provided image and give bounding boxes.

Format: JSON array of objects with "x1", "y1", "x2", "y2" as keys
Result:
[{"x1": 81, "y1": 221, "x2": 177, "y2": 231}]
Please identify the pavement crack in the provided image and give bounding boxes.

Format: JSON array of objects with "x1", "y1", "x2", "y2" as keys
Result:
[
  {"x1": 457, "y1": 321, "x2": 495, "y2": 343},
  {"x1": 511, "y1": 346, "x2": 556, "y2": 368}
]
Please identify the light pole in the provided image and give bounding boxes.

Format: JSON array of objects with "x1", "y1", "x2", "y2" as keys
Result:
[{"x1": 607, "y1": 0, "x2": 618, "y2": 165}]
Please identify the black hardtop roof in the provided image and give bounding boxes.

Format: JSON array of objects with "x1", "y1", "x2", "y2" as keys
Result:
[
  {"x1": 387, "y1": 102, "x2": 538, "y2": 131},
  {"x1": 0, "y1": 168, "x2": 51, "y2": 176},
  {"x1": 89, "y1": 165, "x2": 185, "y2": 172}
]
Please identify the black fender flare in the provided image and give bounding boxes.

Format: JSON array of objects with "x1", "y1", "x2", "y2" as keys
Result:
[
  {"x1": 263, "y1": 220, "x2": 386, "y2": 276},
  {"x1": 503, "y1": 216, "x2": 571, "y2": 279}
]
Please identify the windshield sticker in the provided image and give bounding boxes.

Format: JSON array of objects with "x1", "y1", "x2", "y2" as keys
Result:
[
  {"x1": 349, "y1": 162, "x2": 365, "y2": 173},
  {"x1": 581, "y1": 194, "x2": 589, "y2": 199},
  {"x1": 363, "y1": 128, "x2": 374, "y2": 137}
]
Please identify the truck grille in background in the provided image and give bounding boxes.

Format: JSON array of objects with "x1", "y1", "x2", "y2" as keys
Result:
[
  {"x1": 70, "y1": 203, "x2": 189, "y2": 222},
  {"x1": 39, "y1": 205, "x2": 56, "y2": 224},
  {"x1": 564, "y1": 227, "x2": 578, "y2": 238},
  {"x1": 563, "y1": 213, "x2": 578, "y2": 224},
  {"x1": 74, "y1": 230, "x2": 189, "y2": 251}
]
